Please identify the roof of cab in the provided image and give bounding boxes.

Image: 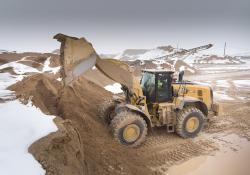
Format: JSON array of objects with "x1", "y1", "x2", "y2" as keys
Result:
[{"x1": 142, "y1": 69, "x2": 175, "y2": 74}]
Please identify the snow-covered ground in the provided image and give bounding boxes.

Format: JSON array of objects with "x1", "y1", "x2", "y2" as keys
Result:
[
  {"x1": 0, "y1": 62, "x2": 40, "y2": 74},
  {"x1": 0, "y1": 101, "x2": 57, "y2": 175},
  {"x1": 184, "y1": 52, "x2": 245, "y2": 65},
  {"x1": 0, "y1": 57, "x2": 58, "y2": 175},
  {"x1": 216, "y1": 80, "x2": 230, "y2": 88},
  {"x1": 137, "y1": 48, "x2": 171, "y2": 60},
  {"x1": 115, "y1": 47, "x2": 175, "y2": 61},
  {"x1": 233, "y1": 80, "x2": 250, "y2": 88},
  {"x1": 0, "y1": 56, "x2": 60, "y2": 75},
  {"x1": 214, "y1": 91, "x2": 234, "y2": 101},
  {"x1": 115, "y1": 46, "x2": 245, "y2": 66}
]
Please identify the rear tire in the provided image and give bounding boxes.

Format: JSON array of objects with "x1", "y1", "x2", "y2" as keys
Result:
[
  {"x1": 111, "y1": 111, "x2": 147, "y2": 147},
  {"x1": 176, "y1": 106, "x2": 204, "y2": 138}
]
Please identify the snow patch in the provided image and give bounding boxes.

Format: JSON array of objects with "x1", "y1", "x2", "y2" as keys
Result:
[
  {"x1": 214, "y1": 92, "x2": 234, "y2": 101},
  {"x1": 104, "y1": 83, "x2": 122, "y2": 94},
  {"x1": 0, "y1": 62, "x2": 40, "y2": 74},
  {"x1": 42, "y1": 57, "x2": 60, "y2": 74},
  {"x1": 233, "y1": 80, "x2": 250, "y2": 88},
  {"x1": 57, "y1": 77, "x2": 62, "y2": 81},
  {"x1": 138, "y1": 48, "x2": 169, "y2": 60},
  {"x1": 0, "y1": 56, "x2": 60, "y2": 75},
  {"x1": 216, "y1": 80, "x2": 230, "y2": 88},
  {"x1": 0, "y1": 73, "x2": 23, "y2": 99}
]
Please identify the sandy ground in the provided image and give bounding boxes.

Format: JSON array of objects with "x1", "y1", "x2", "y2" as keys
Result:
[
  {"x1": 1, "y1": 52, "x2": 250, "y2": 175},
  {"x1": 29, "y1": 66, "x2": 250, "y2": 175},
  {"x1": 163, "y1": 63, "x2": 250, "y2": 175}
]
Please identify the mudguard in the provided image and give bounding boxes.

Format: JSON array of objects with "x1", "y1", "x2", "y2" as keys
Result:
[
  {"x1": 175, "y1": 96, "x2": 209, "y2": 116},
  {"x1": 115, "y1": 104, "x2": 152, "y2": 128}
]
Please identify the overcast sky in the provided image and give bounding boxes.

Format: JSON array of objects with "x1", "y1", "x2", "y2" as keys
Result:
[{"x1": 0, "y1": 0, "x2": 249, "y2": 55}]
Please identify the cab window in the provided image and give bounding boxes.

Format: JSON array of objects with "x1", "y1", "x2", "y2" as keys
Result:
[
  {"x1": 141, "y1": 72, "x2": 156, "y2": 103},
  {"x1": 157, "y1": 73, "x2": 172, "y2": 102}
]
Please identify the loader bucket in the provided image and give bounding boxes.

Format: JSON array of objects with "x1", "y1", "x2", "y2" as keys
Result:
[
  {"x1": 54, "y1": 33, "x2": 98, "y2": 85},
  {"x1": 54, "y1": 33, "x2": 135, "y2": 89}
]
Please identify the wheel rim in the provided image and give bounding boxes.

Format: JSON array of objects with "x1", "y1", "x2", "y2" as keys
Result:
[
  {"x1": 123, "y1": 124, "x2": 140, "y2": 143},
  {"x1": 186, "y1": 117, "x2": 199, "y2": 133}
]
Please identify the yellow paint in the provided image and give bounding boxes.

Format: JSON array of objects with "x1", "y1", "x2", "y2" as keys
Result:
[
  {"x1": 173, "y1": 84, "x2": 213, "y2": 110},
  {"x1": 123, "y1": 124, "x2": 140, "y2": 142},
  {"x1": 186, "y1": 117, "x2": 199, "y2": 132}
]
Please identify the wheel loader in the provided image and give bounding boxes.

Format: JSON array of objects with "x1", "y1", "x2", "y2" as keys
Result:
[{"x1": 54, "y1": 33, "x2": 221, "y2": 147}]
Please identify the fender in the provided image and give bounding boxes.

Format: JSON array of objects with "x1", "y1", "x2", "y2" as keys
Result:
[
  {"x1": 175, "y1": 96, "x2": 208, "y2": 116},
  {"x1": 115, "y1": 104, "x2": 152, "y2": 128}
]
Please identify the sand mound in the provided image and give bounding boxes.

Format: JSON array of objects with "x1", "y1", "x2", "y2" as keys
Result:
[
  {"x1": 9, "y1": 74, "x2": 61, "y2": 115},
  {"x1": 187, "y1": 54, "x2": 245, "y2": 65},
  {"x1": 0, "y1": 52, "x2": 55, "y2": 65},
  {"x1": 126, "y1": 59, "x2": 196, "y2": 76},
  {"x1": 9, "y1": 74, "x2": 152, "y2": 175},
  {"x1": 29, "y1": 117, "x2": 86, "y2": 175}
]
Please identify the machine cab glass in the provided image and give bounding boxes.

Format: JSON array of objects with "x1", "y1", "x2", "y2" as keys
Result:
[
  {"x1": 140, "y1": 72, "x2": 156, "y2": 103},
  {"x1": 157, "y1": 73, "x2": 173, "y2": 102},
  {"x1": 140, "y1": 70, "x2": 173, "y2": 103}
]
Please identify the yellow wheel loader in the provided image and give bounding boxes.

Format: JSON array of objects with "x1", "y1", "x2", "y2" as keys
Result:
[{"x1": 54, "y1": 34, "x2": 221, "y2": 147}]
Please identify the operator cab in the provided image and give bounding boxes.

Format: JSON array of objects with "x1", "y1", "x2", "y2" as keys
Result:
[{"x1": 140, "y1": 69, "x2": 174, "y2": 103}]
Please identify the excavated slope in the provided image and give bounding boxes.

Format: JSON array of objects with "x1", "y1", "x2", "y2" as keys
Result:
[{"x1": 9, "y1": 74, "x2": 153, "y2": 175}]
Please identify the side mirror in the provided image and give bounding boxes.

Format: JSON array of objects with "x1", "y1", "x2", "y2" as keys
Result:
[{"x1": 178, "y1": 70, "x2": 184, "y2": 82}]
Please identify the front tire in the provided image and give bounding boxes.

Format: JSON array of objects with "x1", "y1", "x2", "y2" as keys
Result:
[
  {"x1": 99, "y1": 100, "x2": 116, "y2": 124},
  {"x1": 111, "y1": 111, "x2": 147, "y2": 147},
  {"x1": 176, "y1": 106, "x2": 204, "y2": 138}
]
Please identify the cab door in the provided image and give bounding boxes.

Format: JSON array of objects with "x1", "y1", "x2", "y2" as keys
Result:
[
  {"x1": 156, "y1": 73, "x2": 173, "y2": 102},
  {"x1": 140, "y1": 72, "x2": 156, "y2": 103}
]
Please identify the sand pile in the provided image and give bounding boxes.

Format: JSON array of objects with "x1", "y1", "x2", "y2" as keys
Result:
[
  {"x1": 191, "y1": 55, "x2": 245, "y2": 64},
  {"x1": 9, "y1": 74, "x2": 61, "y2": 115},
  {"x1": 126, "y1": 59, "x2": 196, "y2": 76},
  {"x1": 9, "y1": 74, "x2": 152, "y2": 175}
]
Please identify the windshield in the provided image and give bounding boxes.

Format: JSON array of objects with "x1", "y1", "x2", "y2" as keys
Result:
[{"x1": 141, "y1": 72, "x2": 155, "y2": 88}]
